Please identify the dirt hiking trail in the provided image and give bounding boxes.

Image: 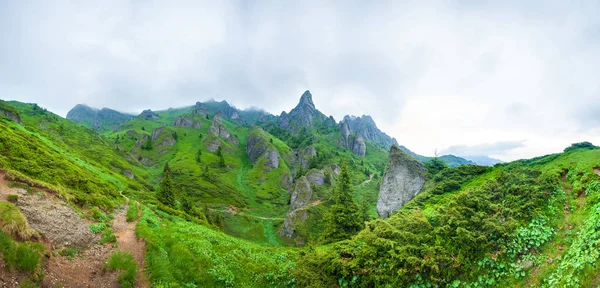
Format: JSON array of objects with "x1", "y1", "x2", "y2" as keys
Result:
[{"x1": 0, "y1": 172, "x2": 149, "y2": 287}]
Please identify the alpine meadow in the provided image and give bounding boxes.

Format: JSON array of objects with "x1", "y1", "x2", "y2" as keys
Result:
[{"x1": 1, "y1": 1, "x2": 600, "y2": 287}]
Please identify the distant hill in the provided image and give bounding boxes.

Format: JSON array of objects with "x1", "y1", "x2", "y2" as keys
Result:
[
  {"x1": 66, "y1": 104, "x2": 134, "y2": 131},
  {"x1": 463, "y1": 155, "x2": 504, "y2": 166}
]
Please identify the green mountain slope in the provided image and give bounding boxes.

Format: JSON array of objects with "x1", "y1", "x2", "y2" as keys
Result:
[{"x1": 2, "y1": 97, "x2": 599, "y2": 287}]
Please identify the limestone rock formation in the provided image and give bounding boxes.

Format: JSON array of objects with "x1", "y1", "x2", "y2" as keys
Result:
[
  {"x1": 377, "y1": 145, "x2": 426, "y2": 218},
  {"x1": 306, "y1": 170, "x2": 325, "y2": 186},
  {"x1": 351, "y1": 134, "x2": 367, "y2": 157},
  {"x1": 279, "y1": 91, "x2": 332, "y2": 132},
  {"x1": 135, "y1": 134, "x2": 149, "y2": 148},
  {"x1": 156, "y1": 137, "x2": 176, "y2": 148},
  {"x1": 205, "y1": 137, "x2": 222, "y2": 153},
  {"x1": 295, "y1": 145, "x2": 317, "y2": 169},
  {"x1": 246, "y1": 128, "x2": 280, "y2": 169},
  {"x1": 338, "y1": 121, "x2": 367, "y2": 157},
  {"x1": 209, "y1": 114, "x2": 238, "y2": 145},
  {"x1": 280, "y1": 177, "x2": 313, "y2": 238},
  {"x1": 172, "y1": 115, "x2": 201, "y2": 129},
  {"x1": 152, "y1": 127, "x2": 165, "y2": 141},
  {"x1": 342, "y1": 115, "x2": 399, "y2": 149},
  {"x1": 0, "y1": 108, "x2": 22, "y2": 124},
  {"x1": 195, "y1": 101, "x2": 245, "y2": 124}
]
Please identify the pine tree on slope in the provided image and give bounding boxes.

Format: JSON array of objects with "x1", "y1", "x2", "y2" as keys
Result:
[{"x1": 321, "y1": 162, "x2": 363, "y2": 244}]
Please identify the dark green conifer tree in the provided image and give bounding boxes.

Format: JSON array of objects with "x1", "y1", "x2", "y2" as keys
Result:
[
  {"x1": 196, "y1": 149, "x2": 202, "y2": 164},
  {"x1": 217, "y1": 146, "x2": 225, "y2": 167},
  {"x1": 157, "y1": 163, "x2": 175, "y2": 208},
  {"x1": 321, "y1": 162, "x2": 363, "y2": 244}
]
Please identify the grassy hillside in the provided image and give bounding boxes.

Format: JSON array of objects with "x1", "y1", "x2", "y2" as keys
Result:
[
  {"x1": 0, "y1": 102, "x2": 152, "y2": 209},
  {"x1": 293, "y1": 145, "x2": 600, "y2": 287},
  {"x1": 2, "y1": 99, "x2": 600, "y2": 287}
]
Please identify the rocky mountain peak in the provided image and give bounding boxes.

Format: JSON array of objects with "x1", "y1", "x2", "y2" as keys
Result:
[
  {"x1": 342, "y1": 114, "x2": 398, "y2": 149},
  {"x1": 297, "y1": 90, "x2": 315, "y2": 110},
  {"x1": 280, "y1": 90, "x2": 328, "y2": 131}
]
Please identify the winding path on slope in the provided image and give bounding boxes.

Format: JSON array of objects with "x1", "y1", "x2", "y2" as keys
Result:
[{"x1": 114, "y1": 192, "x2": 150, "y2": 288}]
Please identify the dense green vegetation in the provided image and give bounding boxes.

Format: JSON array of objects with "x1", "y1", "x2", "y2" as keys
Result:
[
  {"x1": 136, "y1": 208, "x2": 297, "y2": 287},
  {"x1": 1, "y1": 99, "x2": 600, "y2": 287}
]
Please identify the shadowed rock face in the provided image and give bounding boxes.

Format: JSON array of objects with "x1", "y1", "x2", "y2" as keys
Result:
[
  {"x1": 172, "y1": 115, "x2": 201, "y2": 129},
  {"x1": 351, "y1": 134, "x2": 366, "y2": 156},
  {"x1": 209, "y1": 114, "x2": 238, "y2": 145},
  {"x1": 306, "y1": 170, "x2": 325, "y2": 186},
  {"x1": 0, "y1": 109, "x2": 22, "y2": 124},
  {"x1": 377, "y1": 145, "x2": 426, "y2": 218},
  {"x1": 246, "y1": 128, "x2": 280, "y2": 169},
  {"x1": 280, "y1": 176, "x2": 313, "y2": 238},
  {"x1": 342, "y1": 115, "x2": 399, "y2": 149},
  {"x1": 279, "y1": 90, "x2": 331, "y2": 132},
  {"x1": 338, "y1": 122, "x2": 367, "y2": 157}
]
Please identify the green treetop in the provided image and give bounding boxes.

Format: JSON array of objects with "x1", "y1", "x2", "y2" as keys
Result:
[
  {"x1": 320, "y1": 162, "x2": 363, "y2": 244},
  {"x1": 157, "y1": 163, "x2": 175, "y2": 208}
]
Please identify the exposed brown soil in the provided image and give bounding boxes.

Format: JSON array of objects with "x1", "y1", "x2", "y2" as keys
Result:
[
  {"x1": 0, "y1": 173, "x2": 149, "y2": 287},
  {"x1": 0, "y1": 257, "x2": 32, "y2": 288},
  {"x1": 42, "y1": 244, "x2": 119, "y2": 288},
  {"x1": 594, "y1": 167, "x2": 600, "y2": 176},
  {"x1": 112, "y1": 199, "x2": 150, "y2": 288}
]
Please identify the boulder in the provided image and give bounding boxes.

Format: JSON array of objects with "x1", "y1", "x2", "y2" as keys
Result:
[
  {"x1": 306, "y1": 170, "x2": 325, "y2": 186},
  {"x1": 376, "y1": 145, "x2": 426, "y2": 218}
]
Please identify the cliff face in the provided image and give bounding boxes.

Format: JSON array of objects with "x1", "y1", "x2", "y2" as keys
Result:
[
  {"x1": 280, "y1": 176, "x2": 313, "y2": 238},
  {"x1": 278, "y1": 90, "x2": 334, "y2": 133},
  {"x1": 246, "y1": 128, "x2": 280, "y2": 169},
  {"x1": 0, "y1": 101, "x2": 23, "y2": 124},
  {"x1": 209, "y1": 114, "x2": 238, "y2": 144},
  {"x1": 172, "y1": 115, "x2": 201, "y2": 129},
  {"x1": 338, "y1": 121, "x2": 366, "y2": 157},
  {"x1": 376, "y1": 145, "x2": 426, "y2": 218},
  {"x1": 342, "y1": 115, "x2": 398, "y2": 149}
]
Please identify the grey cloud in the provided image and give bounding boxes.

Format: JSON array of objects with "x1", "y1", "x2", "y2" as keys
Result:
[
  {"x1": 441, "y1": 140, "x2": 526, "y2": 157},
  {"x1": 1, "y1": 0, "x2": 600, "y2": 160}
]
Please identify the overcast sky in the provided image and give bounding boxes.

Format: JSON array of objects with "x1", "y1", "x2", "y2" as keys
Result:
[{"x1": 1, "y1": 1, "x2": 599, "y2": 161}]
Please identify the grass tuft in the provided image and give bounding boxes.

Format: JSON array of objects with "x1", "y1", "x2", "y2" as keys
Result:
[
  {"x1": 106, "y1": 251, "x2": 138, "y2": 288},
  {"x1": 0, "y1": 201, "x2": 39, "y2": 240}
]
